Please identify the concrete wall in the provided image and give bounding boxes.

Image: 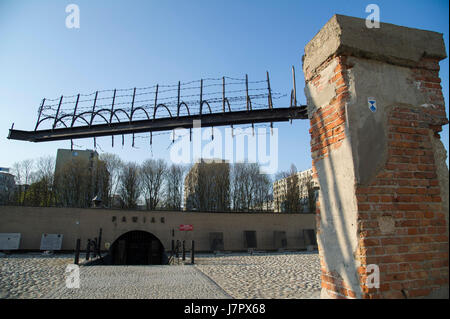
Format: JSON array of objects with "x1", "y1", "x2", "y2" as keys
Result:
[
  {"x1": 303, "y1": 15, "x2": 448, "y2": 299},
  {"x1": 0, "y1": 206, "x2": 316, "y2": 252}
]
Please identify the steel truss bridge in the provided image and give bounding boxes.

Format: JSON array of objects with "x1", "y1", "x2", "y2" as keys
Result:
[{"x1": 7, "y1": 69, "x2": 307, "y2": 147}]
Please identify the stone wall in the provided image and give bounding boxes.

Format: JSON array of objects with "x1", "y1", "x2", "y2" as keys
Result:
[{"x1": 0, "y1": 206, "x2": 316, "y2": 252}]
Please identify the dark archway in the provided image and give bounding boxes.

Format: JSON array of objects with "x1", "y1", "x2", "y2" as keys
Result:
[{"x1": 110, "y1": 230, "x2": 166, "y2": 265}]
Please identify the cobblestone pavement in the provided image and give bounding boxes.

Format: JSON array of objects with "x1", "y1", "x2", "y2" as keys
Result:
[
  {"x1": 194, "y1": 252, "x2": 321, "y2": 299},
  {"x1": 0, "y1": 254, "x2": 230, "y2": 299},
  {"x1": 0, "y1": 251, "x2": 320, "y2": 299},
  {"x1": 47, "y1": 265, "x2": 231, "y2": 299},
  {"x1": 0, "y1": 253, "x2": 75, "y2": 299}
]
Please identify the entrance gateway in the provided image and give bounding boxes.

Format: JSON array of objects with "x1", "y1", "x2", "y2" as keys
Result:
[{"x1": 109, "y1": 231, "x2": 166, "y2": 265}]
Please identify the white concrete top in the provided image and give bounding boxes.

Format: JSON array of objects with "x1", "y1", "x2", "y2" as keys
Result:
[{"x1": 303, "y1": 14, "x2": 447, "y2": 76}]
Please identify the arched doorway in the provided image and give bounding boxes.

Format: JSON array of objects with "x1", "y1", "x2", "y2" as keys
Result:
[{"x1": 110, "y1": 230, "x2": 166, "y2": 265}]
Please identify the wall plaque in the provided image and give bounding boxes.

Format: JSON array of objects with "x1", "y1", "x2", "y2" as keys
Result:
[
  {"x1": 0, "y1": 233, "x2": 21, "y2": 250},
  {"x1": 40, "y1": 233, "x2": 63, "y2": 251}
]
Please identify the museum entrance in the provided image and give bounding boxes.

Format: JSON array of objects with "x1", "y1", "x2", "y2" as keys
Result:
[{"x1": 110, "y1": 230, "x2": 166, "y2": 265}]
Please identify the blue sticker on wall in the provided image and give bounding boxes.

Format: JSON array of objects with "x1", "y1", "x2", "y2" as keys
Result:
[{"x1": 368, "y1": 97, "x2": 377, "y2": 112}]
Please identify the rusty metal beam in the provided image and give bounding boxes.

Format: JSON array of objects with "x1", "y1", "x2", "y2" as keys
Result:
[{"x1": 7, "y1": 106, "x2": 307, "y2": 143}]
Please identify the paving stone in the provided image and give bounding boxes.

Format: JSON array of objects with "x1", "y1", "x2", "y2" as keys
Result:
[
  {"x1": 0, "y1": 252, "x2": 320, "y2": 299},
  {"x1": 194, "y1": 252, "x2": 321, "y2": 299}
]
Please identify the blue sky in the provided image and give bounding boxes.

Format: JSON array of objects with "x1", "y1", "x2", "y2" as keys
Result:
[{"x1": 0, "y1": 0, "x2": 448, "y2": 174}]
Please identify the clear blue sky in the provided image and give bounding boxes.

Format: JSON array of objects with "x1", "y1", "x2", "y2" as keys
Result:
[{"x1": 0, "y1": 0, "x2": 448, "y2": 174}]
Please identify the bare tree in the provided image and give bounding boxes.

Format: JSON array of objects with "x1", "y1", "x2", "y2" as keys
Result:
[
  {"x1": 187, "y1": 160, "x2": 230, "y2": 211},
  {"x1": 141, "y1": 159, "x2": 167, "y2": 210},
  {"x1": 164, "y1": 164, "x2": 185, "y2": 210},
  {"x1": 22, "y1": 159, "x2": 34, "y2": 185},
  {"x1": 11, "y1": 160, "x2": 34, "y2": 204},
  {"x1": 52, "y1": 155, "x2": 109, "y2": 208},
  {"x1": 230, "y1": 163, "x2": 245, "y2": 211},
  {"x1": 275, "y1": 164, "x2": 301, "y2": 213},
  {"x1": 27, "y1": 156, "x2": 55, "y2": 207},
  {"x1": 11, "y1": 161, "x2": 23, "y2": 204},
  {"x1": 230, "y1": 162, "x2": 270, "y2": 212},
  {"x1": 19, "y1": 159, "x2": 34, "y2": 205},
  {"x1": 119, "y1": 162, "x2": 141, "y2": 209},
  {"x1": 252, "y1": 172, "x2": 272, "y2": 211},
  {"x1": 305, "y1": 173, "x2": 317, "y2": 214},
  {"x1": 99, "y1": 153, "x2": 123, "y2": 207},
  {"x1": 54, "y1": 157, "x2": 91, "y2": 207},
  {"x1": 11, "y1": 163, "x2": 21, "y2": 183},
  {"x1": 242, "y1": 163, "x2": 259, "y2": 210},
  {"x1": 34, "y1": 156, "x2": 55, "y2": 182},
  {"x1": 12, "y1": 158, "x2": 51, "y2": 206}
]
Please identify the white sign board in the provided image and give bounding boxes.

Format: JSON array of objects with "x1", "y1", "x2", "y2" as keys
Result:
[
  {"x1": 0, "y1": 233, "x2": 21, "y2": 250},
  {"x1": 40, "y1": 234, "x2": 63, "y2": 251}
]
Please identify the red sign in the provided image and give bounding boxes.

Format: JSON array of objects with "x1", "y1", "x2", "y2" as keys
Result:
[{"x1": 179, "y1": 224, "x2": 193, "y2": 231}]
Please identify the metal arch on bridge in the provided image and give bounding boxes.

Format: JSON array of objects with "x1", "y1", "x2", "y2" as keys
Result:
[
  {"x1": 7, "y1": 68, "x2": 307, "y2": 143},
  {"x1": 7, "y1": 106, "x2": 308, "y2": 142}
]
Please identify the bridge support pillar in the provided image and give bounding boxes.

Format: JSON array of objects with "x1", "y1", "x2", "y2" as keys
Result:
[{"x1": 302, "y1": 15, "x2": 448, "y2": 298}]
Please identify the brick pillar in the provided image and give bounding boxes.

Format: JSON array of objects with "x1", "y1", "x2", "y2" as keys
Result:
[{"x1": 302, "y1": 15, "x2": 449, "y2": 299}]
